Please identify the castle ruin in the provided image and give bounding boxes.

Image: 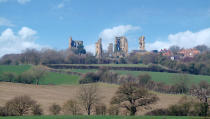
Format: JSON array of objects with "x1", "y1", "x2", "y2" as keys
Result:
[
  {"x1": 95, "y1": 38, "x2": 103, "y2": 58},
  {"x1": 114, "y1": 36, "x2": 128, "y2": 57},
  {"x1": 139, "y1": 36, "x2": 145, "y2": 51},
  {"x1": 69, "y1": 37, "x2": 83, "y2": 49}
]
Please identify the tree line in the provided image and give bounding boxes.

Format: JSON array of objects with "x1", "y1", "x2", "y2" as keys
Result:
[{"x1": 79, "y1": 68, "x2": 210, "y2": 95}]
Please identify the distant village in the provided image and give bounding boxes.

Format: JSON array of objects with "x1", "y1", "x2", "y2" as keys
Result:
[{"x1": 68, "y1": 36, "x2": 201, "y2": 60}]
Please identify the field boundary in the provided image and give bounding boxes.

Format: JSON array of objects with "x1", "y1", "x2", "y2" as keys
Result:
[
  {"x1": 43, "y1": 65, "x2": 82, "y2": 76},
  {"x1": 44, "y1": 64, "x2": 179, "y2": 73}
]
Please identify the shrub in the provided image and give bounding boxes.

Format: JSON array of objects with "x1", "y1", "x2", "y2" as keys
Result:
[
  {"x1": 5, "y1": 95, "x2": 36, "y2": 116},
  {"x1": 63, "y1": 100, "x2": 80, "y2": 115},
  {"x1": 95, "y1": 104, "x2": 106, "y2": 115},
  {"x1": 79, "y1": 72, "x2": 99, "y2": 84},
  {"x1": 17, "y1": 72, "x2": 35, "y2": 84},
  {"x1": 0, "y1": 72, "x2": 17, "y2": 82},
  {"x1": 145, "y1": 108, "x2": 168, "y2": 116},
  {"x1": 0, "y1": 106, "x2": 8, "y2": 116},
  {"x1": 108, "y1": 105, "x2": 119, "y2": 115},
  {"x1": 137, "y1": 74, "x2": 151, "y2": 86},
  {"x1": 32, "y1": 104, "x2": 43, "y2": 115},
  {"x1": 49, "y1": 103, "x2": 61, "y2": 115}
]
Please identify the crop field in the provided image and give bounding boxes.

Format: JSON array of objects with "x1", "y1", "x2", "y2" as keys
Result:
[
  {"x1": 0, "y1": 115, "x2": 205, "y2": 119},
  {"x1": 67, "y1": 69, "x2": 210, "y2": 85}
]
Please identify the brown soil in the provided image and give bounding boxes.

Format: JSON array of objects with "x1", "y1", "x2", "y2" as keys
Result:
[{"x1": 0, "y1": 82, "x2": 183, "y2": 115}]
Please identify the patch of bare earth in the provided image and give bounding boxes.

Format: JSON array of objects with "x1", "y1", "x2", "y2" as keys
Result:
[{"x1": 0, "y1": 82, "x2": 182, "y2": 115}]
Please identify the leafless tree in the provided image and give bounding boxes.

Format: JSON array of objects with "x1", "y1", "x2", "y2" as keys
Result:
[
  {"x1": 111, "y1": 82, "x2": 159, "y2": 116},
  {"x1": 30, "y1": 66, "x2": 46, "y2": 85},
  {"x1": 78, "y1": 84, "x2": 100, "y2": 115},
  {"x1": 63, "y1": 99, "x2": 81, "y2": 115},
  {"x1": 5, "y1": 95, "x2": 36, "y2": 116},
  {"x1": 190, "y1": 83, "x2": 210, "y2": 116}
]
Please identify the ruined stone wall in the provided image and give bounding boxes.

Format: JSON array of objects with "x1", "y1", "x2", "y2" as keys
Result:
[
  {"x1": 95, "y1": 38, "x2": 103, "y2": 58},
  {"x1": 114, "y1": 36, "x2": 128, "y2": 57},
  {"x1": 139, "y1": 36, "x2": 145, "y2": 50},
  {"x1": 69, "y1": 37, "x2": 83, "y2": 49}
]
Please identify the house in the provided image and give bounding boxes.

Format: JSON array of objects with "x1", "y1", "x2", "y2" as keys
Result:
[{"x1": 178, "y1": 48, "x2": 200, "y2": 57}]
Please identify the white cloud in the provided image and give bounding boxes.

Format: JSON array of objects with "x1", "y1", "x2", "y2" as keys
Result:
[
  {"x1": 85, "y1": 25, "x2": 140, "y2": 53},
  {"x1": 147, "y1": 28, "x2": 210, "y2": 51},
  {"x1": 17, "y1": 0, "x2": 30, "y2": 4},
  {"x1": 0, "y1": 17, "x2": 14, "y2": 27},
  {"x1": 0, "y1": 27, "x2": 45, "y2": 57}
]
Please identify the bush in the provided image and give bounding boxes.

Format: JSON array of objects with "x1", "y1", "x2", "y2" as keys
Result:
[
  {"x1": 79, "y1": 72, "x2": 100, "y2": 84},
  {"x1": 95, "y1": 104, "x2": 106, "y2": 115},
  {"x1": 0, "y1": 72, "x2": 17, "y2": 82},
  {"x1": 108, "y1": 105, "x2": 119, "y2": 115},
  {"x1": 63, "y1": 100, "x2": 80, "y2": 115},
  {"x1": 5, "y1": 95, "x2": 36, "y2": 116},
  {"x1": 0, "y1": 106, "x2": 8, "y2": 116},
  {"x1": 49, "y1": 103, "x2": 61, "y2": 115},
  {"x1": 32, "y1": 104, "x2": 43, "y2": 115},
  {"x1": 17, "y1": 72, "x2": 35, "y2": 84},
  {"x1": 137, "y1": 74, "x2": 151, "y2": 86},
  {"x1": 145, "y1": 108, "x2": 168, "y2": 116}
]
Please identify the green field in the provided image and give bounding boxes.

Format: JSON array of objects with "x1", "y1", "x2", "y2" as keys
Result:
[
  {"x1": 0, "y1": 65, "x2": 79, "y2": 85},
  {"x1": 67, "y1": 69, "x2": 210, "y2": 85},
  {"x1": 1, "y1": 65, "x2": 210, "y2": 86},
  {"x1": 0, "y1": 115, "x2": 205, "y2": 119},
  {"x1": 40, "y1": 72, "x2": 79, "y2": 85},
  {"x1": 0, "y1": 65, "x2": 31, "y2": 74}
]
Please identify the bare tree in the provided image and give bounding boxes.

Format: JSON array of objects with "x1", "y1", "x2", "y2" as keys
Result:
[
  {"x1": 78, "y1": 84, "x2": 99, "y2": 115},
  {"x1": 5, "y1": 95, "x2": 36, "y2": 116},
  {"x1": 30, "y1": 66, "x2": 46, "y2": 85},
  {"x1": 190, "y1": 85, "x2": 210, "y2": 116},
  {"x1": 63, "y1": 99, "x2": 81, "y2": 115},
  {"x1": 49, "y1": 103, "x2": 61, "y2": 115},
  {"x1": 111, "y1": 83, "x2": 159, "y2": 116}
]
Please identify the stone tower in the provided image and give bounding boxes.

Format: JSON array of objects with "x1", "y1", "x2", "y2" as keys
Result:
[
  {"x1": 69, "y1": 37, "x2": 73, "y2": 49},
  {"x1": 114, "y1": 36, "x2": 128, "y2": 57},
  {"x1": 95, "y1": 38, "x2": 103, "y2": 58},
  {"x1": 139, "y1": 36, "x2": 145, "y2": 50}
]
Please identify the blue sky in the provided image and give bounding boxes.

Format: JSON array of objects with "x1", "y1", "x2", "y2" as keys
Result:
[{"x1": 0, "y1": 0, "x2": 210, "y2": 56}]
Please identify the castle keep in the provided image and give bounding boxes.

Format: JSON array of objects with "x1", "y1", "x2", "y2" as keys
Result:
[{"x1": 114, "y1": 36, "x2": 128, "y2": 57}]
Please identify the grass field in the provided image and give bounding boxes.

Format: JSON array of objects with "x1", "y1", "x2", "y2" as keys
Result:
[
  {"x1": 0, "y1": 65, "x2": 79, "y2": 85},
  {"x1": 40, "y1": 72, "x2": 79, "y2": 85},
  {"x1": 0, "y1": 65, "x2": 31, "y2": 74},
  {"x1": 0, "y1": 115, "x2": 205, "y2": 119},
  {"x1": 1, "y1": 65, "x2": 210, "y2": 86},
  {"x1": 67, "y1": 69, "x2": 210, "y2": 85}
]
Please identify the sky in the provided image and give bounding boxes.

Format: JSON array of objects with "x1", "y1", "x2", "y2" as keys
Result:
[{"x1": 0, "y1": 0, "x2": 210, "y2": 56}]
